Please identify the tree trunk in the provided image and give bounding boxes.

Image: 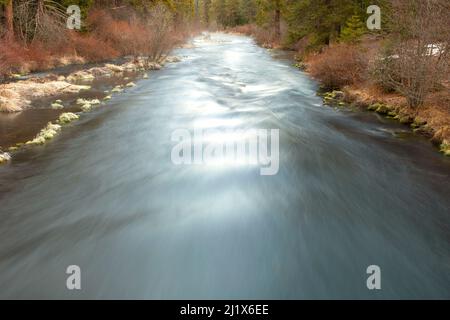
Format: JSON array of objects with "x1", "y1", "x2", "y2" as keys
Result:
[
  {"x1": 5, "y1": 0, "x2": 14, "y2": 40},
  {"x1": 203, "y1": 0, "x2": 211, "y2": 24},
  {"x1": 274, "y1": 9, "x2": 281, "y2": 40}
]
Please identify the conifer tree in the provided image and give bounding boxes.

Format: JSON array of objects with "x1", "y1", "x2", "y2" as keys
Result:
[{"x1": 339, "y1": 13, "x2": 366, "y2": 43}]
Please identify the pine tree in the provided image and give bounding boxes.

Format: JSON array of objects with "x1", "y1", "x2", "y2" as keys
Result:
[{"x1": 339, "y1": 14, "x2": 366, "y2": 43}]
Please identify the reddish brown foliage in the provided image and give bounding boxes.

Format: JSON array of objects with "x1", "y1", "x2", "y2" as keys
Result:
[{"x1": 307, "y1": 44, "x2": 369, "y2": 89}]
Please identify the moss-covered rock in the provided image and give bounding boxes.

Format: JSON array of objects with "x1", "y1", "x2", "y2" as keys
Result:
[
  {"x1": 294, "y1": 61, "x2": 307, "y2": 70},
  {"x1": 367, "y1": 104, "x2": 379, "y2": 111},
  {"x1": 399, "y1": 115, "x2": 413, "y2": 124},
  {"x1": 28, "y1": 122, "x2": 62, "y2": 143},
  {"x1": 51, "y1": 102, "x2": 64, "y2": 109},
  {"x1": 111, "y1": 86, "x2": 123, "y2": 93},
  {"x1": 58, "y1": 112, "x2": 79, "y2": 124},
  {"x1": 77, "y1": 98, "x2": 100, "y2": 105},
  {"x1": 322, "y1": 90, "x2": 345, "y2": 106},
  {"x1": 332, "y1": 90, "x2": 344, "y2": 99},
  {"x1": 375, "y1": 104, "x2": 390, "y2": 114},
  {"x1": 439, "y1": 140, "x2": 450, "y2": 156},
  {"x1": 81, "y1": 104, "x2": 92, "y2": 112},
  {"x1": 26, "y1": 136, "x2": 46, "y2": 145},
  {"x1": 387, "y1": 111, "x2": 397, "y2": 117},
  {"x1": 77, "y1": 98, "x2": 100, "y2": 112},
  {"x1": 76, "y1": 98, "x2": 89, "y2": 105},
  {"x1": 413, "y1": 117, "x2": 427, "y2": 127}
]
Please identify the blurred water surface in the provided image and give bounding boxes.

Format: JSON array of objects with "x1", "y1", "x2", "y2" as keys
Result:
[{"x1": 0, "y1": 33, "x2": 449, "y2": 299}]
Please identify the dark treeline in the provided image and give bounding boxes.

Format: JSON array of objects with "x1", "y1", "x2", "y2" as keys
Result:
[{"x1": 200, "y1": 0, "x2": 391, "y2": 49}]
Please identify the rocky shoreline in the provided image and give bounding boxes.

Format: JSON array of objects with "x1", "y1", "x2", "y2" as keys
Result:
[
  {"x1": 0, "y1": 55, "x2": 182, "y2": 165},
  {"x1": 317, "y1": 88, "x2": 450, "y2": 157}
]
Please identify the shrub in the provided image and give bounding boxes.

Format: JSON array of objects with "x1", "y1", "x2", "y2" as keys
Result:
[
  {"x1": 69, "y1": 33, "x2": 119, "y2": 62},
  {"x1": 307, "y1": 44, "x2": 369, "y2": 89},
  {"x1": 370, "y1": 0, "x2": 450, "y2": 108}
]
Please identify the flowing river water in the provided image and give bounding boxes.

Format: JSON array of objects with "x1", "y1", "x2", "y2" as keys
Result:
[{"x1": 0, "y1": 33, "x2": 449, "y2": 299}]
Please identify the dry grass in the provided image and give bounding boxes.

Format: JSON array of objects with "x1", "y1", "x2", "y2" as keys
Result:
[
  {"x1": 344, "y1": 83, "x2": 450, "y2": 143},
  {"x1": 0, "y1": 6, "x2": 193, "y2": 78}
]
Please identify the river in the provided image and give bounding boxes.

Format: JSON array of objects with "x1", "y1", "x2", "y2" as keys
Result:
[{"x1": 0, "y1": 33, "x2": 449, "y2": 299}]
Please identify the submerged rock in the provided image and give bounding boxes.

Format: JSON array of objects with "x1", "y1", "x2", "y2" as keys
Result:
[{"x1": 0, "y1": 152, "x2": 11, "y2": 164}]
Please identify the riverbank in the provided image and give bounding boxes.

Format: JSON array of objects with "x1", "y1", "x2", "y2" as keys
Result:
[
  {"x1": 300, "y1": 36, "x2": 450, "y2": 158},
  {"x1": 227, "y1": 24, "x2": 450, "y2": 158},
  {"x1": 0, "y1": 54, "x2": 183, "y2": 164},
  {"x1": 1, "y1": 33, "x2": 449, "y2": 299},
  {"x1": 314, "y1": 82, "x2": 450, "y2": 158}
]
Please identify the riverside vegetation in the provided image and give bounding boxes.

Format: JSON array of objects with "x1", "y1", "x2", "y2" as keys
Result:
[
  {"x1": 215, "y1": 0, "x2": 449, "y2": 157},
  {"x1": 0, "y1": 0, "x2": 449, "y2": 164},
  {"x1": 0, "y1": 0, "x2": 198, "y2": 163}
]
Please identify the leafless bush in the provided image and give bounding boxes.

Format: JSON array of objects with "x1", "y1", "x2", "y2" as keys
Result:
[
  {"x1": 15, "y1": 0, "x2": 67, "y2": 45},
  {"x1": 307, "y1": 44, "x2": 368, "y2": 89},
  {"x1": 143, "y1": 4, "x2": 176, "y2": 62},
  {"x1": 375, "y1": 0, "x2": 450, "y2": 108}
]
